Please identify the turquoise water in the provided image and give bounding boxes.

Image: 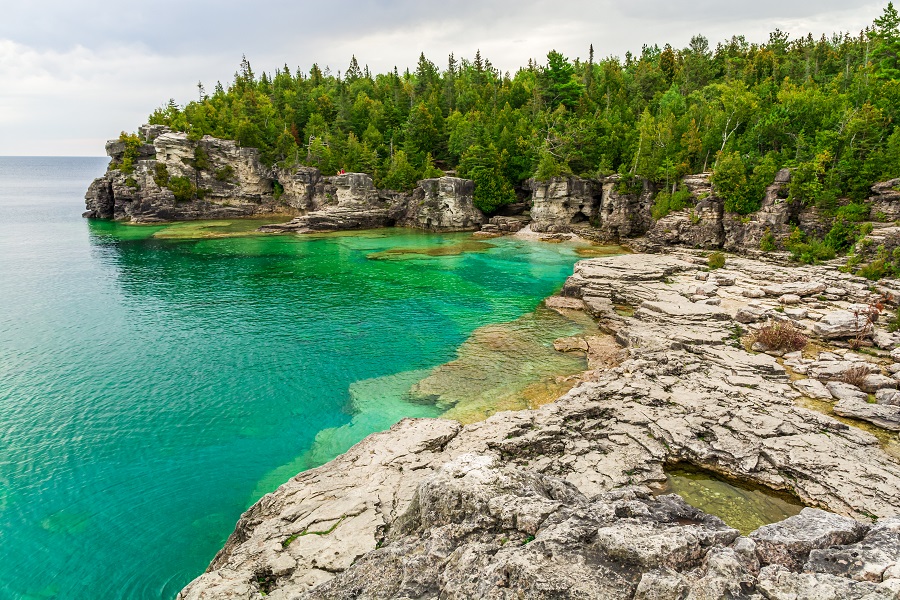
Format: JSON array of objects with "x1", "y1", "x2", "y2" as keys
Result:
[{"x1": 0, "y1": 158, "x2": 588, "y2": 599}]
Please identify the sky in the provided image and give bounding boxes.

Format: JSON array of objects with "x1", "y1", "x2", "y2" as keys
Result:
[{"x1": 0, "y1": 0, "x2": 889, "y2": 156}]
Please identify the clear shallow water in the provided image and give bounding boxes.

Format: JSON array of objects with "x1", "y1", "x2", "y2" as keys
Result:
[
  {"x1": 0, "y1": 158, "x2": 590, "y2": 599},
  {"x1": 662, "y1": 465, "x2": 804, "y2": 535}
]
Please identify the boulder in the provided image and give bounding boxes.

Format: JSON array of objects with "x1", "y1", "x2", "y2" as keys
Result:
[
  {"x1": 826, "y1": 382, "x2": 869, "y2": 403},
  {"x1": 784, "y1": 307, "x2": 808, "y2": 320},
  {"x1": 876, "y1": 389, "x2": 900, "y2": 406},
  {"x1": 812, "y1": 310, "x2": 875, "y2": 340},
  {"x1": 868, "y1": 179, "x2": 900, "y2": 222},
  {"x1": 762, "y1": 282, "x2": 827, "y2": 297},
  {"x1": 736, "y1": 307, "x2": 768, "y2": 323},
  {"x1": 756, "y1": 564, "x2": 899, "y2": 599},
  {"x1": 805, "y1": 517, "x2": 900, "y2": 583},
  {"x1": 749, "y1": 508, "x2": 869, "y2": 572},
  {"x1": 808, "y1": 360, "x2": 880, "y2": 382},
  {"x1": 860, "y1": 374, "x2": 898, "y2": 393},
  {"x1": 793, "y1": 379, "x2": 833, "y2": 400}
]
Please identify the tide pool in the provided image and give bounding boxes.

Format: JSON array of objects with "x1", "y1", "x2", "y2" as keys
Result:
[{"x1": 0, "y1": 158, "x2": 596, "y2": 599}]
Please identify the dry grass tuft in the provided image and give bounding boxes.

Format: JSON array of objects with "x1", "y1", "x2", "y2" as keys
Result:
[
  {"x1": 841, "y1": 364, "x2": 871, "y2": 388},
  {"x1": 753, "y1": 320, "x2": 808, "y2": 352}
]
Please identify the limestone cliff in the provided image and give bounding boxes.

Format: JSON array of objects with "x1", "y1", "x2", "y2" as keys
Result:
[
  {"x1": 85, "y1": 127, "x2": 897, "y2": 256},
  {"x1": 84, "y1": 125, "x2": 278, "y2": 222},
  {"x1": 84, "y1": 126, "x2": 484, "y2": 231},
  {"x1": 257, "y1": 174, "x2": 484, "y2": 233}
]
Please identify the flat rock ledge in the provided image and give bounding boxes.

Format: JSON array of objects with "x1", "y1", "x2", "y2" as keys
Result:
[{"x1": 179, "y1": 253, "x2": 900, "y2": 600}]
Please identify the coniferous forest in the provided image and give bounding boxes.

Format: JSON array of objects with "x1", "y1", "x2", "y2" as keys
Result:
[{"x1": 147, "y1": 4, "x2": 900, "y2": 218}]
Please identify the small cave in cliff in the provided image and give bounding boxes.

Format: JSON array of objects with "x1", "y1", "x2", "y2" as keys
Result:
[{"x1": 570, "y1": 212, "x2": 588, "y2": 224}]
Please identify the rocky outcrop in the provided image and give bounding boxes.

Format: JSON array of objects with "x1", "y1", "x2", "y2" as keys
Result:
[
  {"x1": 86, "y1": 127, "x2": 895, "y2": 253},
  {"x1": 398, "y1": 177, "x2": 484, "y2": 231},
  {"x1": 640, "y1": 169, "x2": 841, "y2": 253},
  {"x1": 722, "y1": 168, "x2": 796, "y2": 252},
  {"x1": 259, "y1": 172, "x2": 403, "y2": 232},
  {"x1": 526, "y1": 176, "x2": 602, "y2": 233},
  {"x1": 178, "y1": 252, "x2": 900, "y2": 599},
  {"x1": 526, "y1": 175, "x2": 656, "y2": 241},
  {"x1": 260, "y1": 175, "x2": 484, "y2": 233},
  {"x1": 84, "y1": 125, "x2": 279, "y2": 222},
  {"x1": 84, "y1": 127, "x2": 483, "y2": 232},
  {"x1": 870, "y1": 179, "x2": 900, "y2": 221},
  {"x1": 646, "y1": 173, "x2": 725, "y2": 248}
]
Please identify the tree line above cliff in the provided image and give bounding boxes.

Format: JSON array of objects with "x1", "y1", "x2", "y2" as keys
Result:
[{"x1": 147, "y1": 3, "x2": 900, "y2": 215}]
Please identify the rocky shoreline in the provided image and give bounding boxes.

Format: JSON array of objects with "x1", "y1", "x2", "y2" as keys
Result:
[
  {"x1": 86, "y1": 126, "x2": 900, "y2": 598},
  {"x1": 85, "y1": 127, "x2": 900, "y2": 272},
  {"x1": 178, "y1": 251, "x2": 900, "y2": 600}
]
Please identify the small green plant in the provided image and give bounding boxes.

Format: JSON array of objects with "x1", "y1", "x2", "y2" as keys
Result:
[
  {"x1": 214, "y1": 165, "x2": 235, "y2": 182},
  {"x1": 117, "y1": 132, "x2": 144, "y2": 175},
  {"x1": 888, "y1": 306, "x2": 900, "y2": 333},
  {"x1": 752, "y1": 320, "x2": 808, "y2": 352},
  {"x1": 273, "y1": 181, "x2": 285, "y2": 202},
  {"x1": 167, "y1": 176, "x2": 194, "y2": 202},
  {"x1": 282, "y1": 516, "x2": 346, "y2": 548},
  {"x1": 760, "y1": 229, "x2": 777, "y2": 252},
  {"x1": 253, "y1": 568, "x2": 277, "y2": 595},
  {"x1": 124, "y1": 177, "x2": 139, "y2": 189},
  {"x1": 615, "y1": 174, "x2": 644, "y2": 196},
  {"x1": 708, "y1": 252, "x2": 725, "y2": 270},
  {"x1": 854, "y1": 246, "x2": 900, "y2": 281},
  {"x1": 651, "y1": 186, "x2": 692, "y2": 220},
  {"x1": 785, "y1": 227, "x2": 835, "y2": 264},
  {"x1": 689, "y1": 209, "x2": 701, "y2": 224},
  {"x1": 523, "y1": 535, "x2": 535, "y2": 545},
  {"x1": 153, "y1": 163, "x2": 169, "y2": 188}
]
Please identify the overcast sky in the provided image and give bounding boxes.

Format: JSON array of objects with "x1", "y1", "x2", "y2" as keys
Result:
[{"x1": 0, "y1": 0, "x2": 888, "y2": 155}]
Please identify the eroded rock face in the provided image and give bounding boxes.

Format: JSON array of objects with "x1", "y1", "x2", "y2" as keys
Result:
[
  {"x1": 593, "y1": 176, "x2": 656, "y2": 240},
  {"x1": 84, "y1": 125, "x2": 279, "y2": 222},
  {"x1": 647, "y1": 173, "x2": 725, "y2": 249},
  {"x1": 399, "y1": 177, "x2": 484, "y2": 231},
  {"x1": 526, "y1": 176, "x2": 603, "y2": 233},
  {"x1": 869, "y1": 179, "x2": 900, "y2": 222},
  {"x1": 750, "y1": 508, "x2": 869, "y2": 571},
  {"x1": 85, "y1": 127, "x2": 485, "y2": 232},
  {"x1": 178, "y1": 253, "x2": 900, "y2": 599},
  {"x1": 261, "y1": 176, "x2": 484, "y2": 233}
]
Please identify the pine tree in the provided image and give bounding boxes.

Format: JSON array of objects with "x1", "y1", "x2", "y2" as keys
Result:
[{"x1": 346, "y1": 55, "x2": 362, "y2": 82}]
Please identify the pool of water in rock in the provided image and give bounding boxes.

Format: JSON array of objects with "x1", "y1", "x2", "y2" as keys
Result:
[
  {"x1": 660, "y1": 465, "x2": 804, "y2": 535},
  {"x1": 0, "y1": 158, "x2": 615, "y2": 599}
]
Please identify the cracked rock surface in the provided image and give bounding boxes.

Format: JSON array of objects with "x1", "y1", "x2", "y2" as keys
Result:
[{"x1": 178, "y1": 253, "x2": 900, "y2": 599}]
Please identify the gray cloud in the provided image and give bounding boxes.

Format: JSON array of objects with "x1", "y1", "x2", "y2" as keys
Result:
[{"x1": 0, "y1": 0, "x2": 888, "y2": 154}]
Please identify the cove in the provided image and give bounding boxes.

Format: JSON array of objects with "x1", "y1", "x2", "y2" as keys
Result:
[{"x1": 0, "y1": 158, "x2": 593, "y2": 600}]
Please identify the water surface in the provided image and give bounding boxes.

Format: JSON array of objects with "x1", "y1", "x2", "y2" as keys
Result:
[
  {"x1": 661, "y1": 465, "x2": 804, "y2": 534},
  {"x1": 0, "y1": 157, "x2": 591, "y2": 599}
]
